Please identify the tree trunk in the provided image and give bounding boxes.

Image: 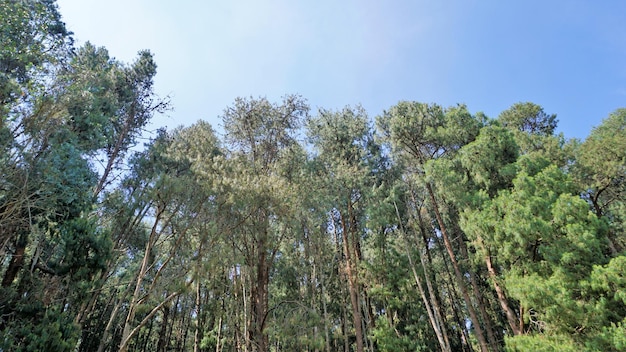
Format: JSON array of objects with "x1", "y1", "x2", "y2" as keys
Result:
[
  {"x1": 2, "y1": 233, "x2": 27, "y2": 287},
  {"x1": 242, "y1": 266, "x2": 249, "y2": 352},
  {"x1": 96, "y1": 298, "x2": 122, "y2": 352},
  {"x1": 118, "y1": 205, "x2": 166, "y2": 352},
  {"x1": 320, "y1": 267, "x2": 331, "y2": 352},
  {"x1": 426, "y1": 183, "x2": 490, "y2": 352},
  {"x1": 458, "y1": 234, "x2": 499, "y2": 350},
  {"x1": 119, "y1": 291, "x2": 182, "y2": 352},
  {"x1": 435, "y1": 233, "x2": 472, "y2": 351},
  {"x1": 93, "y1": 108, "x2": 134, "y2": 199},
  {"x1": 396, "y1": 199, "x2": 450, "y2": 351},
  {"x1": 215, "y1": 316, "x2": 223, "y2": 352},
  {"x1": 407, "y1": 245, "x2": 448, "y2": 351},
  {"x1": 416, "y1": 222, "x2": 452, "y2": 351},
  {"x1": 342, "y1": 306, "x2": 350, "y2": 352},
  {"x1": 120, "y1": 214, "x2": 161, "y2": 349},
  {"x1": 341, "y1": 204, "x2": 364, "y2": 352},
  {"x1": 142, "y1": 314, "x2": 155, "y2": 352},
  {"x1": 483, "y1": 245, "x2": 521, "y2": 335},
  {"x1": 156, "y1": 304, "x2": 170, "y2": 352},
  {"x1": 194, "y1": 281, "x2": 203, "y2": 352},
  {"x1": 249, "y1": 227, "x2": 270, "y2": 352}
]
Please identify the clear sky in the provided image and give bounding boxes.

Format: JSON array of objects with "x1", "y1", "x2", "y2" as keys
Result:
[{"x1": 55, "y1": 0, "x2": 626, "y2": 140}]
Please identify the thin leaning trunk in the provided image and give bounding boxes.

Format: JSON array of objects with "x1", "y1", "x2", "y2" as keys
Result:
[
  {"x1": 435, "y1": 232, "x2": 473, "y2": 351},
  {"x1": 93, "y1": 106, "x2": 136, "y2": 199},
  {"x1": 119, "y1": 290, "x2": 183, "y2": 352},
  {"x1": 416, "y1": 223, "x2": 452, "y2": 351},
  {"x1": 482, "y1": 243, "x2": 521, "y2": 336},
  {"x1": 426, "y1": 183, "x2": 490, "y2": 352},
  {"x1": 395, "y1": 199, "x2": 450, "y2": 352},
  {"x1": 420, "y1": 247, "x2": 453, "y2": 352},
  {"x1": 241, "y1": 265, "x2": 249, "y2": 352},
  {"x1": 215, "y1": 316, "x2": 223, "y2": 352},
  {"x1": 119, "y1": 202, "x2": 182, "y2": 352},
  {"x1": 458, "y1": 234, "x2": 499, "y2": 350},
  {"x1": 119, "y1": 206, "x2": 164, "y2": 350},
  {"x1": 407, "y1": 246, "x2": 448, "y2": 351},
  {"x1": 96, "y1": 273, "x2": 136, "y2": 352}
]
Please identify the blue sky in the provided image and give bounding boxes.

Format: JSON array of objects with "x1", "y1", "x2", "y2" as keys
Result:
[{"x1": 56, "y1": 0, "x2": 626, "y2": 140}]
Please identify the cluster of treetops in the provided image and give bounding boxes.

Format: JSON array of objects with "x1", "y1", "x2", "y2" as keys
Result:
[{"x1": 1, "y1": 1, "x2": 624, "y2": 351}]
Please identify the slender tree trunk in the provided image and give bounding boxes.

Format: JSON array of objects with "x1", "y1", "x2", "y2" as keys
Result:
[
  {"x1": 93, "y1": 108, "x2": 134, "y2": 199},
  {"x1": 470, "y1": 262, "x2": 499, "y2": 349},
  {"x1": 97, "y1": 277, "x2": 134, "y2": 352},
  {"x1": 194, "y1": 281, "x2": 203, "y2": 352},
  {"x1": 396, "y1": 199, "x2": 450, "y2": 351},
  {"x1": 180, "y1": 303, "x2": 190, "y2": 352},
  {"x1": 421, "y1": 247, "x2": 453, "y2": 352},
  {"x1": 458, "y1": 235, "x2": 499, "y2": 350},
  {"x1": 249, "y1": 227, "x2": 269, "y2": 352},
  {"x1": 341, "y1": 204, "x2": 364, "y2": 352},
  {"x1": 342, "y1": 305, "x2": 350, "y2": 352},
  {"x1": 305, "y1": 231, "x2": 323, "y2": 352},
  {"x1": 2, "y1": 233, "x2": 27, "y2": 287},
  {"x1": 483, "y1": 245, "x2": 521, "y2": 335},
  {"x1": 435, "y1": 233, "x2": 472, "y2": 351},
  {"x1": 96, "y1": 299, "x2": 122, "y2": 352},
  {"x1": 417, "y1": 232, "x2": 452, "y2": 351},
  {"x1": 168, "y1": 296, "x2": 179, "y2": 350},
  {"x1": 407, "y1": 245, "x2": 448, "y2": 351},
  {"x1": 215, "y1": 316, "x2": 223, "y2": 352},
  {"x1": 120, "y1": 210, "x2": 162, "y2": 349},
  {"x1": 156, "y1": 304, "x2": 170, "y2": 352},
  {"x1": 426, "y1": 183, "x2": 490, "y2": 352},
  {"x1": 77, "y1": 200, "x2": 151, "y2": 331},
  {"x1": 242, "y1": 266, "x2": 249, "y2": 352},
  {"x1": 142, "y1": 314, "x2": 155, "y2": 352},
  {"x1": 320, "y1": 269, "x2": 331, "y2": 352},
  {"x1": 118, "y1": 205, "x2": 167, "y2": 352},
  {"x1": 119, "y1": 291, "x2": 182, "y2": 352}
]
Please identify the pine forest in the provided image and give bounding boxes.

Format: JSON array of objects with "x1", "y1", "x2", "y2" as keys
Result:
[{"x1": 1, "y1": 1, "x2": 625, "y2": 351}]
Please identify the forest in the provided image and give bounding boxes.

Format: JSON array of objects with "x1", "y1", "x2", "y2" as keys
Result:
[{"x1": 1, "y1": 1, "x2": 625, "y2": 351}]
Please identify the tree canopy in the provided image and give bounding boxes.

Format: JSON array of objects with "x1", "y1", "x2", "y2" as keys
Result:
[{"x1": 1, "y1": 2, "x2": 624, "y2": 351}]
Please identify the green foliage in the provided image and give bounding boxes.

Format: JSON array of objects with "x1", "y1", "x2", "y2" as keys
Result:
[
  {"x1": 222, "y1": 94, "x2": 308, "y2": 170},
  {"x1": 366, "y1": 238, "x2": 437, "y2": 352},
  {"x1": 61, "y1": 43, "x2": 120, "y2": 152},
  {"x1": 588, "y1": 256, "x2": 626, "y2": 305},
  {"x1": 371, "y1": 316, "x2": 423, "y2": 352},
  {"x1": 52, "y1": 217, "x2": 112, "y2": 278},
  {"x1": 458, "y1": 125, "x2": 519, "y2": 196},
  {"x1": 40, "y1": 141, "x2": 98, "y2": 218},
  {"x1": 504, "y1": 333, "x2": 578, "y2": 352},
  {"x1": 498, "y1": 102, "x2": 557, "y2": 136},
  {"x1": 308, "y1": 105, "x2": 371, "y2": 161},
  {"x1": 0, "y1": 0, "x2": 71, "y2": 106},
  {"x1": 0, "y1": 302, "x2": 80, "y2": 352},
  {"x1": 588, "y1": 317, "x2": 626, "y2": 351},
  {"x1": 377, "y1": 101, "x2": 482, "y2": 165},
  {"x1": 574, "y1": 109, "x2": 626, "y2": 253},
  {"x1": 307, "y1": 105, "x2": 379, "y2": 202},
  {"x1": 577, "y1": 109, "x2": 626, "y2": 193},
  {"x1": 3, "y1": 3, "x2": 626, "y2": 350}
]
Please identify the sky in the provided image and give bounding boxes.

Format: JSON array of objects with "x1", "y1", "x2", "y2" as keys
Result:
[{"x1": 55, "y1": 0, "x2": 626, "y2": 140}]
